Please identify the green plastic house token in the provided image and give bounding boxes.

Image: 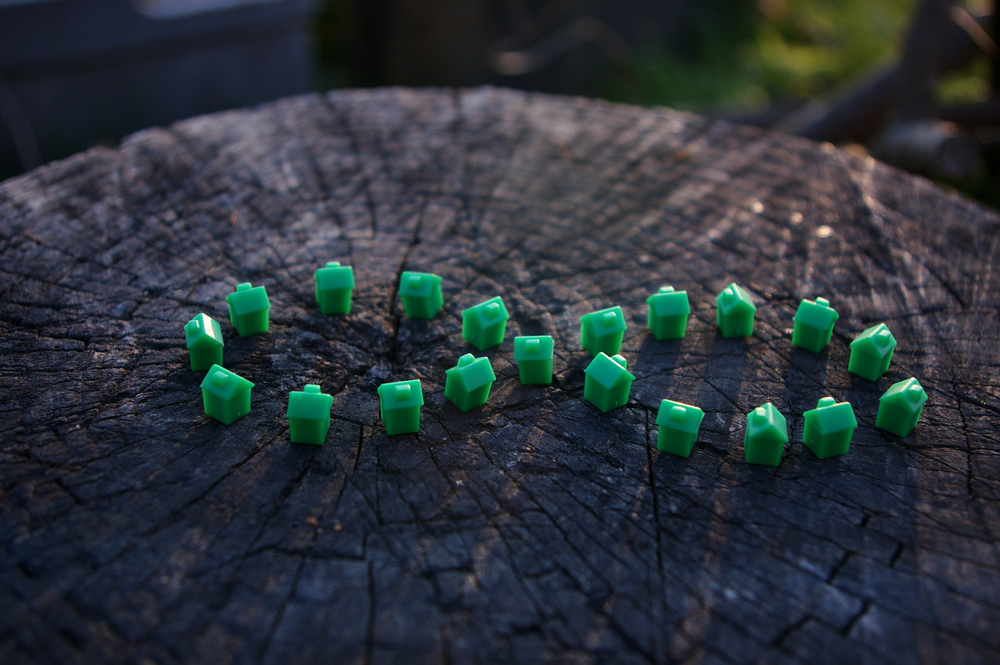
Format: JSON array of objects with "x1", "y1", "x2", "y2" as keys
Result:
[
  {"x1": 876, "y1": 378, "x2": 927, "y2": 437},
  {"x1": 286, "y1": 384, "x2": 334, "y2": 445},
  {"x1": 849, "y1": 323, "x2": 897, "y2": 381},
  {"x1": 314, "y1": 261, "x2": 355, "y2": 315},
  {"x1": 377, "y1": 380, "x2": 424, "y2": 435},
  {"x1": 399, "y1": 271, "x2": 443, "y2": 320},
  {"x1": 462, "y1": 296, "x2": 509, "y2": 350},
  {"x1": 802, "y1": 396, "x2": 857, "y2": 459},
  {"x1": 226, "y1": 282, "x2": 270, "y2": 337},
  {"x1": 580, "y1": 306, "x2": 626, "y2": 357},
  {"x1": 201, "y1": 364, "x2": 254, "y2": 425},
  {"x1": 743, "y1": 402, "x2": 788, "y2": 466},
  {"x1": 716, "y1": 283, "x2": 756, "y2": 338},
  {"x1": 445, "y1": 354, "x2": 496, "y2": 412},
  {"x1": 184, "y1": 313, "x2": 224, "y2": 371},
  {"x1": 655, "y1": 398, "x2": 704, "y2": 457},
  {"x1": 646, "y1": 286, "x2": 690, "y2": 340},
  {"x1": 583, "y1": 352, "x2": 634, "y2": 412},
  {"x1": 513, "y1": 335, "x2": 554, "y2": 385},
  {"x1": 791, "y1": 297, "x2": 839, "y2": 353}
]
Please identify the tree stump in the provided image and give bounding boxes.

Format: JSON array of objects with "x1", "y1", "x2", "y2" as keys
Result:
[{"x1": 1, "y1": 87, "x2": 999, "y2": 664}]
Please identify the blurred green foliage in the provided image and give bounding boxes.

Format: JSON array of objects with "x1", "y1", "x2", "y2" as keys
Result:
[
  {"x1": 603, "y1": 0, "x2": 920, "y2": 111},
  {"x1": 939, "y1": 54, "x2": 993, "y2": 104},
  {"x1": 312, "y1": 0, "x2": 994, "y2": 116},
  {"x1": 312, "y1": 0, "x2": 356, "y2": 90},
  {"x1": 313, "y1": 0, "x2": 994, "y2": 112}
]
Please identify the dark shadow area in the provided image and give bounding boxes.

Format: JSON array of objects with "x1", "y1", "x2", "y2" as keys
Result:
[{"x1": 0, "y1": 0, "x2": 315, "y2": 180}]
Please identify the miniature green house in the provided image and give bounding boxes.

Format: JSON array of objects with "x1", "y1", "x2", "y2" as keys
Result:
[
  {"x1": 655, "y1": 398, "x2": 704, "y2": 457},
  {"x1": 286, "y1": 384, "x2": 334, "y2": 445},
  {"x1": 462, "y1": 296, "x2": 509, "y2": 350},
  {"x1": 200, "y1": 364, "x2": 254, "y2": 425},
  {"x1": 314, "y1": 261, "x2": 355, "y2": 315},
  {"x1": 226, "y1": 282, "x2": 270, "y2": 336},
  {"x1": 445, "y1": 354, "x2": 496, "y2": 412},
  {"x1": 876, "y1": 378, "x2": 927, "y2": 437},
  {"x1": 399, "y1": 271, "x2": 443, "y2": 319},
  {"x1": 646, "y1": 286, "x2": 690, "y2": 340},
  {"x1": 184, "y1": 313, "x2": 224, "y2": 371},
  {"x1": 849, "y1": 323, "x2": 897, "y2": 381},
  {"x1": 513, "y1": 335, "x2": 554, "y2": 385},
  {"x1": 583, "y1": 352, "x2": 635, "y2": 412},
  {"x1": 580, "y1": 306, "x2": 626, "y2": 357},
  {"x1": 716, "y1": 283, "x2": 756, "y2": 338},
  {"x1": 743, "y1": 402, "x2": 788, "y2": 466},
  {"x1": 792, "y1": 297, "x2": 839, "y2": 353},
  {"x1": 802, "y1": 396, "x2": 857, "y2": 459},
  {"x1": 378, "y1": 379, "x2": 424, "y2": 435}
]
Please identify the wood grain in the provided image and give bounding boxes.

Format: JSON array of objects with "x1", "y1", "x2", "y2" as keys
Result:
[{"x1": 1, "y1": 87, "x2": 999, "y2": 664}]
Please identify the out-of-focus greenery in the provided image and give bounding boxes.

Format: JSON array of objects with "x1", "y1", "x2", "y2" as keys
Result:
[
  {"x1": 312, "y1": 0, "x2": 994, "y2": 112},
  {"x1": 313, "y1": 0, "x2": 356, "y2": 90},
  {"x1": 939, "y1": 54, "x2": 992, "y2": 104},
  {"x1": 603, "y1": 0, "x2": 922, "y2": 111}
]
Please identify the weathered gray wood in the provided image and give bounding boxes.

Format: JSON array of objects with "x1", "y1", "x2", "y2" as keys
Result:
[{"x1": 1, "y1": 87, "x2": 999, "y2": 664}]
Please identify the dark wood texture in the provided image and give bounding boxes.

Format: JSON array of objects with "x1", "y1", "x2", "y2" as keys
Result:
[{"x1": 1, "y1": 87, "x2": 999, "y2": 665}]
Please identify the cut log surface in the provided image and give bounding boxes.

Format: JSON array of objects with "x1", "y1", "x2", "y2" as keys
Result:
[{"x1": 1, "y1": 87, "x2": 999, "y2": 664}]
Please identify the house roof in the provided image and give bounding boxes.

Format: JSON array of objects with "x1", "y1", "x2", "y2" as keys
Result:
[
  {"x1": 804, "y1": 397, "x2": 857, "y2": 434},
  {"x1": 287, "y1": 384, "x2": 334, "y2": 420},
  {"x1": 584, "y1": 352, "x2": 634, "y2": 389},
  {"x1": 378, "y1": 380, "x2": 424, "y2": 410},
  {"x1": 647, "y1": 286, "x2": 690, "y2": 317},
  {"x1": 850, "y1": 323, "x2": 897, "y2": 358},
  {"x1": 716, "y1": 283, "x2": 756, "y2": 315},
  {"x1": 744, "y1": 402, "x2": 788, "y2": 442},
  {"x1": 793, "y1": 297, "x2": 839, "y2": 329},
  {"x1": 656, "y1": 398, "x2": 704, "y2": 433},
  {"x1": 463, "y1": 296, "x2": 509, "y2": 329},
  {"x1": 184, "y1": 313, "x2": 223, "y2": 349},
  {"x1": 513, "y1": 335, "x2": 553, "y2": 361},
  {"x1": 200, "y1": 365, "x2": 254, "y2": 400},
  {"x1": 314, "y1": 261, "x2": 355, "y2": 290},
  {"x1": 399, "y1": 271, "x2": 442, "y2": 297},
  {"x1": 581, "y1": 306, "x2": 626, "y2": 336},
  {"x1": 446, "y1": 354, "x2": 496, "y2": 392},
  {"x1": 879, "y1": 378, "x2": 927, "y2": 413},
  {"x1": 226, "y1": 283, "x2": 270, "y2": 315}
]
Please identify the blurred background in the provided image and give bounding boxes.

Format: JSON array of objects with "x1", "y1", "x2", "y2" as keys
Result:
[{"x1": 1, "y1": 0, "x2": 998, "y2": 205}]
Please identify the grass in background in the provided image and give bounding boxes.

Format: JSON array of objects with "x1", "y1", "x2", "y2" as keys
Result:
[
  {"x1": 603, "y1": 0, "x2": 918, "y2": 112},
  {"x1": 313, "y1": 0, "x2": 992, "y2": 111},
  {"x1": 602, "y1": 0, "x2": 999, "y2": 207},
  {"x1": 313, "y1": 0, "x2": 357, "y2": 90}
]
